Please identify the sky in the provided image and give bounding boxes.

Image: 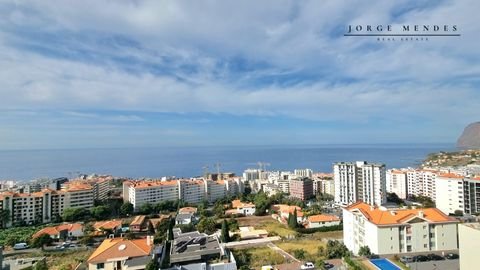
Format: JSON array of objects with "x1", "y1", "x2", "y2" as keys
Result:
[{"x1": 0, "y1": 0, "x2": 479, "y2": 149}]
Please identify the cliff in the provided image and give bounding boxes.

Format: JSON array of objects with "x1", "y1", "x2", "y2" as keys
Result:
[{"x1": 457, "y1": 122, "x2": 480, "y2": 149}]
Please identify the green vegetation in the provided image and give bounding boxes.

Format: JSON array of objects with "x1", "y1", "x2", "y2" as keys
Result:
[
  {"x1": 146, "y1": 258, "x2": 160, "y2": 270},
  {"x1": 318, "y1": 240, "x2": 351, "y2": 259},
  {"x1": 0, "y1": 225, "x2": 43, "y2": 246},
  {"x1": 31, "y1": 233, "x2": 54, "y2": 248},
  {"x1": 220, "y1": 219, "x2": 230, "y2": 243},
  {"x1": 423, "y1": 150, "x2": 480, "y2": 167},
  {"x1": 33, "y1": 260, "x2": 48, "y2": 270},
  {"x1": 408, "y1": 195, "x2": 435, "y2": 208},
  {"x1": 197, "y1": 217, "x2": 217, "y2": 235},
  {"x1": 358, "y1": 246, "x2": 371, "y2": 257},
  {"x1": 120, "y1": 202, "x2": 134, "y2": 216},
  {"x1": 232, "y1": 248, "x2": 285, "y2": 268}
]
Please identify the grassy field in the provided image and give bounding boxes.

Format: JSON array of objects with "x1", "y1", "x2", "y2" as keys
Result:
[
  {"x1": 44, "y1": 249, "x2": 93, "y2": 270},
  {"x1": 277, "y1": 238, "x2": 325, "y2": 261},
  {"x1": 232, "y1": 247, "x2": 286, "y2": 268},
  {"x1": 255, "y1": 220, "x2": 297, "y2": 238}
]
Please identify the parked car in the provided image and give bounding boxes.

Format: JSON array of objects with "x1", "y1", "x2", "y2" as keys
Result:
[
  {"x1": 55, "y1": 245, "x2": 65, "y2": 250},
  {"x1": 413, "y1": 255, "x2": 429, "y2": 262},
  {"x1": 427, "y1": 254, "x2": 445, "y2": 261},
  {"x1": 13, "y1": 243, "x2": 29, "y2": 250},
  {"x1": 445, "y1": 253, "x2": 459, "y2": 260},
  {"x1": 300, "y1": 262, "x2": 315, "y2": 270},
  {"x1": 400, "y1": 256, "x2": 413, "y2": 263}
]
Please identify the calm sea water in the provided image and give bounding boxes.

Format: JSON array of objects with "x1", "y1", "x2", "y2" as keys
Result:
[{"x1": 0, "y1": 144, "x2": 454, "y2": 181}]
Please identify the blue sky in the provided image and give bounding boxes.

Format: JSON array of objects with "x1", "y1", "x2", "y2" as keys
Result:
[{"x1": 0, "y1": 0, "x2": 479, "y2": 149}]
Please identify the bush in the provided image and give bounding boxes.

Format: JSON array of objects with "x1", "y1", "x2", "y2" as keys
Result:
[{"x1": 295, "y1": 224, "x2": 342, "y2": 234}]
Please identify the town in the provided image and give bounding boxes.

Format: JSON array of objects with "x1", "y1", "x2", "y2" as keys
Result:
[{"x1": 0, "y1": 155, "x2": 479, "y2": 270}]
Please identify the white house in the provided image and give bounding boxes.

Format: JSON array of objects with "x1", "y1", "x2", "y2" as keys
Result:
[
  {"x1": 343, "y1": 202, "x2": 459, "y2": 255},
  {"x1": 33, "y1": 223, "x2": 84, "y2": 239},
  {"x1": 306, "y1": 214, "x2": 341, "y2": 228},
  {"x1": 232, "y1": 200, "x2": 256, "y2": 216}
]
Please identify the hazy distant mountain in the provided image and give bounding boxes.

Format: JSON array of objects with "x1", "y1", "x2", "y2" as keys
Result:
[{"x1": 457, "y1": 122, "x2": 480, "y2": 149}]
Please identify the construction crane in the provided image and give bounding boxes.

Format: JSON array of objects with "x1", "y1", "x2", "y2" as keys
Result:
[{"x1": 202, "y1": 165, "x2": 209, "y2": 178}]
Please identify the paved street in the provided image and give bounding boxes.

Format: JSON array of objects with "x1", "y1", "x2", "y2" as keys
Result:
[{"x1": 405, "y1": 259, "x2": 459, "y2": 270}]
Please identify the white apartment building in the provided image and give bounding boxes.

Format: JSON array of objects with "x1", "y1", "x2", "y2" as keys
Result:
[
  {"x1": 386, "y1": 170, "x2": 408, "y2": 199},
  {"x1": 294, "y1": 169, "x2": 313, "y2": 178},
  {"x1": 405, "y1": 169, "x2": 438, "y2": 200},
  {"x1": 313, "y1": 178, "x2": 335, "y2": 196},
  {"x1": 435, "y1": 173, "x2": 480, "y2": 215},
  {"x1": 243, "y1": 169, "x2": 261, "y2": 181},
  {"x1": 0, "y1": 183, "x2": 94, "y2": 227},
  {"x1": 334, "y1": 161, "x2": 387, "y2": 206},
  {"x1": 205, "y1": 180, "x2": 227, "y2": 203},
  {"x1": 125, "y1": 180, "x2": 180, "y2": 211},
  {"x1": 180, "y1": 180, "x2": 206, "y2": 204},
  {"x1": 459, "y1": 223, "x2": 480, "y2": 270},
  {"x1": 343, "y1": 202, "x2": 459, "y2": 255}
]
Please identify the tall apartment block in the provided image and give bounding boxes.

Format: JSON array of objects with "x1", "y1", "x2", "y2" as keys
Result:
[
  {"x1": 289, "y1": 177, "x2": 313, "y2": 200},
  {"x1": 334, "y1": 161, "x2": 387, "y2": 206}
]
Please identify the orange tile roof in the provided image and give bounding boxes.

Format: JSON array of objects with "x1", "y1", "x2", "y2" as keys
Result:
[
  {"x1": 64, "y1": 182, "x2": 93, "y2": 192},
  {"x1": 93, "y1": 220, "x2": 122, "y2": 231},
  {"x1": 345, "y1": 202, "x2": 457, "y2": 226},
  {"x1": 390, "y1": 170, "x2": 405, "y2": 174},
  {"x1": 178, "y1": 207, "x2": 198, "y2": 214},
  {"x1": 232, "y1": 200, "x2": 255, "y2": 209},
  {"x1": 437, "y1": 173, "x2": 464, "y2": 179},
  {"x1": 33, "y1": 223, "x2": 83, "y2": 238},
  {"x1": 273, "y1": 204, "x2": 304, "y2": 217},
  {"x1": 87, "y1": 237, "x2": 152, "y2": 263},
  {"x1": 130, "y1": 215, "x2": 146, "y2": 226},
  {"x1": 308, "y1": 214, "x2": 340, "y2": 223},
  {"x1": 132, "y1": 180, "x2": 179, "y2": 189}
]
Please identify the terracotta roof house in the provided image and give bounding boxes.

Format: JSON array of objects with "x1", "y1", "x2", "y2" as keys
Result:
[
  {"x1": 33, "y1": 223, "x2": 84, "y2": 239},
  {"x1": 87, "y1": 236, "x2": 160, "y2": 270},
  {"x1": 129, "y1": 215, "x2": 147, "y2": 232},
  {"x1": 306, "y1": 214, "x2": 341, "y2": 228}
]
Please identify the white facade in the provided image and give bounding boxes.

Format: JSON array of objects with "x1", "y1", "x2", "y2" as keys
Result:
[
  {"x1": 205, "y1": 180, "x2": 227, "y2": 203},
  {"x1": 343, "y1": 202, "x2": 459, "y2": 255},
  {"x1": 126, "y1": 181, "x2": 180, "y2": 210},
  {"x1": 386, "y1": 170, "x2": 408, "y2": 199},
  {"x1": 435, "y1": 174, "x2": 465, "y2": 215},
  {"x1": 180, "y1": 180, "x2": 205, "y2": 204},
  {"x1": 459, "y1": 223, "x2": 480, "y2": 270},
  {"x1": 334, "y1": 161, "x2": 386, "y2": 206},
  {"x1": 294, "y1": 169, "x2": 313, "y2": 178}
]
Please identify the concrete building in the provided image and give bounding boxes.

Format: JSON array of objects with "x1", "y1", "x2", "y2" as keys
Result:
[
  {"x1": 435, "y1": 173, "x2": 480, "y2": 215},
  {"x1": 231, "y1": 200, "x2": 256, "y2": 216},
  {"x1": 313, "y1": 178, "x2": 335, "y2": 196},
  {"x1": 124, "y1": 180, "x2": 180, "y2": 211},
  {"x1": 204, "y1": 180, "x2": 227, "y2": 203},
  {"x1": 294, "y1": 169, "x2": 313, "y2": 178},
  {"x1": 334, "y1": 161, "x2": 387, "y2": 206},
  {"x1": 306, "y1": 214, "x2": 341, "y2": 228},
  {"x1": 405, "y1": 169, "x2": 438, "y2": 199},
  {"x1": 289, "y1": 177, "x2": 313, "y2": 201},
  {"x1": 180, "y1": 180, "x2": 206, "y2": 204},
  {"x1": 386, "y1": 170, "x2": 408, "y2": 199},
  {"x1": 459, "y1": 222, "x2": 480, "y2": 270},
  {"x1": 343, "y1": 202, "x2": 459, "y2": 255}
]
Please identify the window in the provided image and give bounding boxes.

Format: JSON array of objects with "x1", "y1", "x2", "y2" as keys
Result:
[
  {"x1": 424, "y1": 244, "x2": 427, "y2": 248},
  {"x1": 96, "y1": 263, "x2": 105, "y2": 269}
]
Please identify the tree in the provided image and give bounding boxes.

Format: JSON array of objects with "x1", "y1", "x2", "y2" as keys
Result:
[
  {"x1": 293, "y1": 249, "x2": 306, "y2": 260},
  {"x1": 0, "y1": 209, "x2": 10, "y2": 228},
  {"x1": 31, "y1": 233, "x2": 53, "y2": 248},
  {"x1": 62, "y1": 208, "x2": 88, "y2": 222},
  {"x1": 91, "y1": 206, "x2": 110, "y2": 220},
  {"x1": 220, "y1": 219, "x2": 230, "y2": 243},
  {"x1": 197, "y1": 217, "x2": 217, "y2": 235},
  {"x1": 120, "y1": 202, "x2": 134, "y2": 216},
  {"x1": 325, "y1": 240, "x2": 350, "y2": 259},
  {"x1": 387, "y1": 193, "x2": 404, "y2": 205},
  {"x1": 139, "y1": 203, "x2": 154, "y2": 215},
  {"x1": 145, "y1": 258, "x2": 160, "y2": 270},
  {"x1": 358, "y1": 246, "x2": 372, "y2": 257},
  {"x1": 315, "y1": 258, "x2": 326, "y2": 270},
  {"x1": 168, "y1": 218, "x2": 174, "y2": 241},
  {"x1": 125, "y1": 232, "x2": 137, "y2": 240},
  {"x1": 292, "y1": 209, "x2": 298, "y2": 228},
  {"x1": 34, "y1": 260, "x2": 48, "y2": 270}
]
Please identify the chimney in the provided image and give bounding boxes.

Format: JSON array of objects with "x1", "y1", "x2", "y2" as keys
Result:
[
  {"x1": 390, "y1": 211, "x2": 396, "y2": 216},
  {"x1": 418, "y1": 211, "x2": 424, "y2": 218}
]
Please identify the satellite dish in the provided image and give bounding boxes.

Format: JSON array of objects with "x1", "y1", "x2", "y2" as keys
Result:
[{"x1": 118, "y1": 244, "x2": 127, "y2": 251}]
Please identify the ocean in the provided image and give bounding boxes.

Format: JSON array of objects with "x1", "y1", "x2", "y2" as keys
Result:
[{"x1": 0, "y1": 144, "x2": 455, "y2": 181}]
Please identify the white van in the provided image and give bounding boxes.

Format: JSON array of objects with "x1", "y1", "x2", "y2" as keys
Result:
[{"x1": 13, "y1": 243, "x2": 29, "y2": 250}]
